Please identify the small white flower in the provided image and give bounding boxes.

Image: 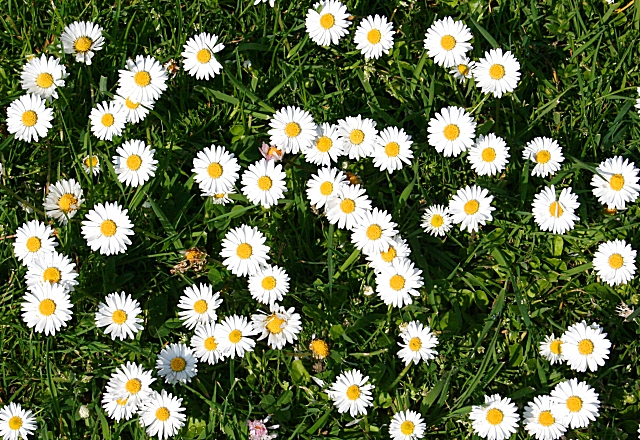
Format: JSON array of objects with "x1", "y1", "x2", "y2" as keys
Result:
[
  {"x1": 375, "y1": 258, "x2": 424, "y2": 308},
  {"x1": 192, "y1": 144, "x2": 240, "y2": 196},
  {"x1": 43, "y1": 178, "x2": 84, "y2": 225},
  {"x1": 522, "y1": 137, "x2": 564, "y2": 178},
  {"x1": 6, "y1": 93, "x2": 54, "y2": 143},
  {"x1": 267, "y1": 106, "x2": 317, "y2": 154},
  {"x1": 251, "y1": 304, "x2": 303, "y2": 350},
  {"x1": 467, "y1": 133, "x2": 510, "y2": 176},
  {"x1": 448, "y1": 185, "x2": 495, "y2": 233},
  {"x1": 219, "y1": 224, "x2": 270, "y2": 277},
  {"x1": 590, "y1": 156, "x2": 640, "y2": 210},
  {"x1": 531, "y1": 185, "x2": 579, "y2": 234},
  {"x1": 95, "y1": 291, "x2": 144, "y2": 340},
  {"x1": 0, "y1": 402, "x2": 38, "y2": 440},
  {"x1": 421, "y1": 205, "x2": 452, "y2": 237},
  {"x1": 177, "y1": 283, "x2": 222, "y2": 330},
  {"x1": 302, "y1": 122, "x2": 344, "y2": 166},
  {"x1": 474, "y1": 48, "x2": 521, "y2": 98},
  {"x1": 13, "y1": 219, "x2": 58, "y2": 266},
  {"x1": 21, "y1": 282, "x2": 73, "y2": 336},
  {"x1": 139, "y1": 390, "x2": 186, "y2": 440},
  {"x1": 113, "y1": 139, "x2": 158, "y2": 187},
  {"x1": 539, "y1": 333, "x2": 564, "y2": 365},
  {"x1": 248, "y1": 265, "x2": 290, "y2": 305},
  {"x1": 469, "y1": 394, "x2": 520, "y2": 440},
  {"x1": 397, "y1": 321, "x2": 438, "y2": 366},
  {"x1": 305, "y1": 0, "x2": 350, "y2": 46},
  {"x1": 117, "y1": 55, "x2": 168, "y2": 103},
  {"x1": 214, "y1": 314, "x2": 258, "y2": 359},
  {"x1": 182, "y1": 32, "x2": 225, "y2": 80},
  {"x1": 20, "y1": 54, "x2": 67, "y2": 101},
  {"x1": 427, "y1": 106, "x2": 476, "y2": 157},
  {"x1": 389, "y1": 409, "x2": 426, "y2": 440},
  {"x1": 89, "y1": 101, "x2": 127, "y2": 141},
  {"x1": 354, "y1": 15, "x2": 394, "y2": 60},
  {"x1": 156, "y1": 343, "x2": 198, "y2": 385},
  {"x1": 306, "y1": 166, "x2": 348, "y2": 209},
  {"x1": 336, "y1": 115, "x2": 378, "y2": 160},
  {"x1": 523, "y1": 395, "x2": 567, "y2": 440},
  {"x1": 113, "y1": 93, "x2": 154, "y2": 124},
  {"x1": 592, "y1": 239, "x2": 637, "y2": 286},
  {"x1": 372, "y1": 126, "x2": 413, "y2": 173},
  {"x1": 190, "y1": 322, "x2": 227, "y2": 365},
  {"x1": 561, "y1": 321, "x2": 611, "y2": 372},
  {"x1": 24, "y1": 251, "x2": 78, "y2": 294},
  {"x1": 325, "y1": 184, "x2": 372, "y2": 230},
  {"x1": 423, "y1": 16, "x2": 473, "y2": 68},
  {"x1": 61, "y1": 21, "x2": 105, "y2": 64},
  {"x1": 550, "y1": 378, "x2": 600, "y2": 429},
  {"x1": 241, "y1": 158, "x2": 288, "y2": 209},
  {"x1": 81, "y1": 201, "x2": 135, "y2": 256}
]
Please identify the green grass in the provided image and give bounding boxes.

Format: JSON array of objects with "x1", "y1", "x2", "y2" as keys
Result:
[{"x1": 1, "y1": 0, "x2": 640, "y2": 438}]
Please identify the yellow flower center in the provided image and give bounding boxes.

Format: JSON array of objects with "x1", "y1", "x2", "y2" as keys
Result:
[
  {"x1": 550, "y1": 339, "x2": 562, "y2": 355},
  {"x1": 266, "y1": 314, "x2": 286, "y2": 334},
  {"x1": 125, "y1": 378, "x2": 142, "y2": 394},
  {"x1": 566, "y1": 396, "x2": 582, "y2": 412},
  {"x1": 381, "y1": 246, "x2": 396, "y2": 263},
  {"x1": 236, "y1": 243, "x2": 253, "y2": 259},
  {"x1": 548, "y1": 201, "x2": 563, "y2": 218},
  {"x1": 155, "y1": 407, "x2": 170, "y2": 421},
  {"x1": 609, "y1": 253, "x2": 624, "y2": 269},
  {"x1": 196, "y1": 48, "x2": 212, "y2": 63},
  {"x1": 340, "y1": 199, "x2": 355, "y2": 214},
  {"x1": 170, "y1": 357, "x2": 186, "y2": 372},
  {"x1": 349, "y1": 129, "x2": 365, "y2": 145},
  {"x1": 257, "y1": 176, "x2": 273, "y2": 191},
  {"x1": 126, "y1": 154, "x2": 142, "y2": 171},
  {"x1": 464, "y1": 200, "x2": 479, "y2": 215},
  {"x1": 229, "y1": 329, "x2": 242, "y2": 343},
  {"x1": 43, "y1": 267, "x2": 61, "y2": 284},
  {"x1": 390, "y1": 274, "x2": 405, "y2": 291},
  {"x1": 74, "y1": 36, "x2": 92, "y2": 53},
  {"x1": 443, "y1": 124, "x2": 460, "y2": 141},
  {"x1": 320, "y1": 13, "x2": 335, "y2": 29},
  {"x1": 440, "y1": 35, "x2": 456, "y2": 50},
  {"x1": 112, "y1": 309, "x2": 127, "y2": 324},
  {"x1": 58, "y1": 193, "x2": 77, "y2": 213},
  {"x1": 134, "y1": 71, "x2": 151, "y2": 87},
  {"x1": 316, "y1": 136, "x2": 333, "y2": 152},
  {"x1": 125, "y1": 98, "x2": 139, "y2": 109},
  {"x1": 22, "y1": 110, "x2": 38, "y2": 127},
  {"x1": 320, "y1": 181, "x2": 333, "y2": 196},
  {"x1": 193, "y1": 299, "x2": 208, "y2": 314},
  {"x1": 267, "y1": 147, "x2": 282, "y2": 157},
  {"x1": 367, "y1": 29, "x2": 381, "y2": 44},
  {"x1": 215, "y1": 193, "x2": 226, "y2": 199},
  {"x1": 204, "y1": 336, "x2": 218, "y2": 350},
  {"x1": 409, "y1": 336, "x2": 422, "y2": 351},
  {"x1": 458, "y1": 64, "x2": 470, "y2": 76},
  {"x1": 309, "y1": 339, "x2": 329, "y2": 358},
  {"x1": 101, "y1": 114, "x2": 115, "y2": 127},
  {"x1": 261, "y1": 275, "x2": 277, "y2": 290},
  {"x1": 385, "y1": 142, "x2": 400, "y2": 157},
  {"x1": 284, "y1": 122, "x2": 301, "y2": 138},
  {"x1": 39, "y1": 298, "x2": 56, "y2": 316},
  {"x1": 100, "y1": 219, "x2": 117, "y2": 237},
  {"x1": 36, "y1": 72, "x2": 54, "y2": 88},
  {"x1": 26, "y1": 236, "x2": 42, "y2": 252},
  {"x1": 481, "y1": 147, "x2": 496, "y2": 162},
  {"x1": 366, "y1": 224, "x2": 382, "y2": 240},
  {"x1": 489, "y1": 64, "x2": 506, "y2": 80},
  {"x1": 538, "y1": 410, "x2": 555, "y2": 427},
  {"x1": 400, "y1": 420, "x2": 415, "y2": 435},
  {"x1": 430, "y1": 214, "x2": 444, "y2": 228},
  {"x1": 578, "y1": 339, "x2": 595, "y2": 355},
  {"x1": 116, "y1": 397, "x2": 128, "y2": 406},
  {"x1": 346, "y1": 385, "x2": 361, "y2": 400},
  {"x1": 486, "y1": 408, "x2": 504, "y2": 425},
  {"x1": 610, "y1": 174, "x2": 625, "y2": 191},
  {"x1": 8, "y1": 416, "x2": 22, "y2": 430},
  {"x1": 85, "y1": 156, "x2": 99, "y2": 167},
  {"x1": 536, "y1": 150, "x2": 551, "y2": 164},
  {"x1": 207, "y1": 162, "x2": 223, "y2": 178}
]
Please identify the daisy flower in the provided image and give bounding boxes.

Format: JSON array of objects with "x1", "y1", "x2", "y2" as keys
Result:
[
  {"x1": 427, "y1": 106, "x2": 476, "y2": 157},
  {"x1": 376, "y1": 258, "x2": 423, "y2": 308},
  {"x1": 82, "y1": 155, "x2": 101, "y2": 175},
  {"x1": 522, "y1": 137, "x2": 564, "y2": 177},
  {"x1": 469, "y1": 394, "x2": 520, "y2": 440},
  {"x1": 550, "y1": 378, "x2": 600, "y2": 429},
  {"x1": 531, "y1": 185, "x2": 579, "y2": 234},
  {"x1": 118, "y1": 55, "x2": 168, "y2": 103},
  {"x1": 24, "y1": 251, "x2": 78, "y2": 293},
  {"x1": 248, "y1": 265, "x2": 290, "y2": 305},
  {"x1": 539, "y1": 333, "x2": 564, "y2": 365},
  {"x1": 561, "y1": 321, "x2": 611, "y2": 372},
  {"x1": 13, "y1": 219, "x2": 57, "y2": 266},
  {"x1": 467, "y1": 133, "x2": 510, "y2": 176},
  {"x1": 0, "y1": 402, "x2": 37, "y2": 440},
  {"x1": 591, "y1": 156, "x2": 640, "y2": 210},
  {"x1": 267, "y1": 106, "x2": 317, "y2": 154},
  {"x1": 397, "y1": 321, "x2": 438, "y2": 366},
  {"x1": 241, "y1": 158, "x2": 287, "y2": 209},
  {"x1": 6, "y1": 93, "x2": 54, "y2": 143},
  {"x1": 252, "y1": 304, "x2": 303, "y2": 350},
  {"x1": 113, "y1": 139, "x2": 158, "y2": 187},
  {"x1": 448, "y1": 185, "x2": 495, "y2": 233},
  {"x1": 102, "y1": 388, "x2": 137, "y2": 422},
  {"x1": 190, "y1": 322, "x2": 227, "y2": 365},
  {"x1": 306, "y1": 166, "x2": 348, "y2": 209},
  {"x1": 95, "y1": 291, "x2": 143, "y2": 340},
  {"x1": 20, "y1": 54, "x2": 67, "y2": 101},
  {"x1": 421, "y1": 205, "x2": 453, "y2": 237},
  {"x1": 592, "y1": 239, "x2": 637, "y2": 286},
  {"x1": 214, "y1": 314, "x2": 258, "y2": 359},
  {"x1": 177, "y1": 283, "x2": 222, "y2": 330},
  {"x1": 354, "y1": 15, "x2": 394, "y2": 60},
  {"x1": 259, "y1": 142, "x2": 284, "y2": 162},
  {"x1": 351, "y1": 207, "x2": 398, "y2": 255},
  {"x1": 89, "y1": 101, "x2": 127, "y2": 141},
  {"x1": 302, "y1": 122, "x2": 343, "y2": 166},
  {"x1": 156, "y1": 343, "x2": 198, "y2": 385},
  {"x1": 192, "y1": 144, "x2": 240, "y2": 196},
  {"x1": 372, "y1": 126, "x2": 414, "y2": 173},
  {"x1": 113, "y1": 93, "x2": 154, "y2": 124},
  {"x1": 182, "y1": 32, "x2": 225, "y2": 80},
  {"x1": 327, "y1": 369, "x2": 375, "y2": 417},
  {"x1": 474, "y1": 48, "x2": 521, "y2": 98},
  {"x1": 139, "y1": 390, "x2": 186, "y2": 440},
  {"x1": 305, "y1": 0, "x2": 350, "y2": 46},
  {"x1": 336, "y1": 115, "x2": 378, "y2": 160},
  {"x1": 81, "y1": 202, "x2": 134, "y2": 255},
  {"x1": 523, "y1": 395, "x2": 567, "y2": 440},
  {"x1": 309, "y1": 337, "x2": 330, "y2": 359},
  {"x1": 449, "y1": 57, "x2": 475, "y2": 82},
  {"x1": 21, "y1": 282, "x2": 73, "y2": 336},
  {"x1": 61, "y1": 21, "x2": 105, "y2": 64},
  {"x1": 325, "y1": 184, "x2": 372, "y2": 230},
  {"x1": 366, "y1": 234, "x2": 411, "y2": 273},
  {"x1": 43, "y1": 178, "x2": 84, "y2": 225},
  {"x1": 423, "y1": 16, "x2": 473, "y2": 68},
  {"x1": 104, "y1": 362, "x2": 155, "y2": 412},
  {"x1": 389, "y1": 409, "x2": 426, "y2": 440},
  {"x1": 220, "y1": 224, "x2": 270, "y2": 277}
]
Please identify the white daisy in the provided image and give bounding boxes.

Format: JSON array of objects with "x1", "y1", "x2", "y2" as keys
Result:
[
  {"x1": 372, "y1": 126, "x2": 414, "y2": 173},
  {"x1": 13, "y1": 219, "x2": 57, "y2": 266},
  {"x1": 6, "y1": 93, "x2": 54, "y2": 143},
  {"x1": 220, "y1": 224, "x2": 270, "y2": 277},
  {"x1": 474, "y1": 48, "x2": 521, "y2": 98},
  {"x1": 449, "y1": 57, "x2": 475, "y2": 83},
  {"x1": 389, "y1": 409, "x2": 426, "y2": 440},
  {"x1": 104, "y1": 362, "x2": 155, "y2": 414},
  {"x1": 539, "y1": 333, "x2": 564, "y2": 365},
  {"x1": 325, "y1": 184, "x2": 372, "y2": 230},
  {"x1": 24, "y1": 251, "x2": 78, "y2": 293},
  {"x1": 241, "y1": 158, "x2": 288, "y2": 209},
  {"x1": 522, "y1": 137, "x2": 564, "y2": 177},
  {"x1": 0, "y1": 402, "x2": 37, "y2": 440},
  {"x1": 448, "y1": 185, "x2": 495, "y2": 233},
  {"x1": 376, "y1": 258, "x2": 424, "y2": 308},
  {"x1": 423, "y1": 16, "x2": 473, "y2": 68},
  {"x1": 366, "y1": 234, "x2": 411, "y2": 273},
  {"x1": 267, "y1": 106, "x2": 317, "y2": 154},
  {"x1": 117, "y1": 55, "x2": 168, "y2": 103},
  {"x1": 81, "y1": 201, "x2": 135, "y2": 256},
  {"x1": 21, "y1": 282, "x2": 73, "y2": 336},
  {"x1": 139, "y1": 390, "x2": 186, "y2": 440},
  {"x1": 469, "y1": 394, "x2": 520, "y2": 440},
  {"x1": 60, "y1": 21, "x2": 105, "y2": 64},
  {"x1": 190, "y1": 322, "x2": 227, "y2": 365},
  {"x1": 113, "y1": 139, "x2": 158, "y2": 187},
  {"x1": 214, "y1": 314, "x2": 258, "y2": 359},
  {"x1": 82, "y1": 155, "x2": 101, "y2": 175},
  {"x1": 20, "y1": 54, "x2": 67, "y2": 101},
  {"x1": 531, "y1": 185, "x2": 580, "y2": 234},
  {"x1": 89, "y1": 101, "x2": 127, "y2": 141},
  {"x1": 302, "y1": 122, "x2": 343, "y2": 166},
  {"x1": 550, "y1": 378, "x2": 600, "y2": 429},
  {"x1": 43, "y1": 178, "x2": 84, "y2": 225},
  {"x1": 467, "y1": 134, "x2": 510, "y2": 176},
  {"x1": 591, "y1": 156, "x2": 640, "y2": 210},
  {"x1": 210, "y1": 190, "x2": 235, "y2": 205},
  {"x1": 351, "y1": 207, "x2": 398, "y2": 255},
  {"x1": 327, "y1": 369, "x2": 375, "y2": 417},
  {"x1": 95, "y1": 291, "x2": 144, "y2": 340},
  {"x1": 354, "y1": 15, "x2": 394, "y2": 60},
  {"x1": 156, "y1": 343, "x2": 198, "y2": 385},
  {"x1": 336, "y1": 115, "x2": 378, "y2": 160},
  {"x1": 248, "y1": 265, "x2": 290, "y2": 305},
  {"x1": 397, "y1": 321, "x2": 438, "y2": 366},
  {"x1": 306, "y1": 166, "x2": 348, "y2": 209},
  {"x1": 102, "y1": 388, "x2": 137, "y2": 422},
  {"x1": 252, "y1": 304, "x2": 303, "y2": 350},
  {"x1": 592, "y1": 239, "x2": 637, "y2": 286},
  {"x1": 113, "y1": 93, "x2": 154, "y2": 124},
  {"x1": 561, "y1": 321, "x2": 611, "y2": 372},
  {"x1": 523, "y1": 395, "x2": 567, "y2": 440},
  {"x1": 427, "y1": 106, "x2": 476, "y2": 157},
  {"x1": 182, "y1": 32, "x2": 225, "y2": 80},
  {"x1": 421, "y1": 204, "x2": 453, "y2": 237},
  {"x1": 305, "y1": 0, "x2": 350, "y2": 46},
  {"x1": 192, "y1": 144, "x2": 240, "y2": 196},
  {"x1": 177, "y1": 283, "x2": 222, "y2": 330}
]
